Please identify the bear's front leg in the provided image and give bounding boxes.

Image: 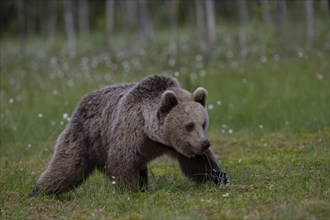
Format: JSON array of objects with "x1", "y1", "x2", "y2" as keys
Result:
[
  {"x1": 177, "y1": 149, "x2": 229, "y2": 186},
  {"x1": 106, "y1": 156, "x2": 145, "y2": 191},
  {"x1": 139, "y1": 166, "x2": 148, "y2": 191},
  {"x1": 106, "y1": 169, "x2": 140, "y2": 191}
]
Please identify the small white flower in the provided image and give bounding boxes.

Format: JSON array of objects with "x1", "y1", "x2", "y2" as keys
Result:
[
  {"x1": 112, "y1": 180, "x2": 116, "y2": 185},
  {"x1": 38, "y1": 113, "x2": 43, "y2": 118},
  {"x1": 298, "y1": 51, "x2": 304, "y2": 58},
  {"x1": 207, "y1": 104, "x2": 214, "y2": 110},
  {"x1": 216, "y1": 100, "x2": 222, "y2": 106},
  {"x1": 238, "y1": 158, "x2": 242, "y2": 163},
  {"x1": 195, "y1": 54, "x2": 203, "y2": 62},
  {"x1": 259, "y1": 124, "x2": 263, "y2": 129},
  {"x1": 199, "y1": 70, "x2": 207, "y2": 77},
  {"x1": 222, "y1": 193, "x2": 229, "y2": 197},
  {"x1": 9, "y1": 98, "x2": 14, "y2": 104},
  {"x1": 63, "y1": 113, "x2": 69, "y2": 119},
  {"x1": 260, "y1": 56, "x2": 268, "y2": 63},
  {"x1": 317, "y1": 73, "x2": 324, "y2": 81},
  {"x1": 228, "y1": 129, "x2": 233, "y2": 134},
  {"x1": 27, "y1": 144, "x2": 32, "y2": 148},
  {"x1": 66, "y1": 80, "x2": 74, "y2": 87}
]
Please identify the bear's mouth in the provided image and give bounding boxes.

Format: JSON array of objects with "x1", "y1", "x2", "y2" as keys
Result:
[{"x1": 186, "y1": 141, "x2": 206, "y2": 156}]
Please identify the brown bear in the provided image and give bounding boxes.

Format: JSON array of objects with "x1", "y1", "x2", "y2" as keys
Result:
[{"x1": 30, "y1": 75, "x2": 229, "y2": 196}]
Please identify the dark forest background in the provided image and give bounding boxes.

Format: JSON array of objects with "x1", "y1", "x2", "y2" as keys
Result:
[{"x1": 1, "y1": 0, "x2": 329, "y2": 57}]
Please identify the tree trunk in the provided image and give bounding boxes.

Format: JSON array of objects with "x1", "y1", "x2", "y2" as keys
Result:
[
  {"x1": 237, "y1": 0, "x2": 249, "y2": 58},
  {"x1": 126, "y1": 0, "x2": 137, "y2": 30},
  {"x1": 16, "y1": 0, "x2": 25, "y2": 59},
  {"x1": 78, "y1": 0, "x2": 89, "y2": 38},
  {"x1": 120, "y1": 0, "x2": 128, "y2": 33},
  {"x1": 63, "y1": 0, "x2": 76, "y2": 55},
  {"x1": 275, "y1": 0, "x2": 288, "y2": 55},
  {"x1": 205, "y1": 0, "x2": 216, "y2": 51},
  {"x1": 120, "y1": 0, "x2": 137, "y2": 34},
  {"x1": 320, "y1": 0, "x2": 329, "y2": 13},
  {"x1": 305, "y1": 0, "x2": 314, "y2": 47},
  {"x1": 26, "y1": 1, "x2": 36, "y2": 36},
  {"x1": 260, "y1": 0, "x2": 272, "y2": 25},
  {"x1": 168, "y1": 0, "x2": 179, "y2": 55},
  {"x1": 106, "y1": 0, "x2": 115, "y2": 40},
  {"x1": 47, "y1": 0, "x2": 57, "y2": 43},
  {"x1": 138, "y1": 0, "x2": 153, "y2": 44},
  {"x1": 195, "y1": 0, "x2": 206, "y2": 50}
]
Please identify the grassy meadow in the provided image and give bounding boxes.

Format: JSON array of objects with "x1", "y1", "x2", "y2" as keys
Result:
[{"x1": 1, "y1": 23, "x2": 329, "y2": 219}]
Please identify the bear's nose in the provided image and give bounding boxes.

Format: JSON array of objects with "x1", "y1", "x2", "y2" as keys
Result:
[{"x1": 202, "y1": 140, "x2": 210, "y2": 150}]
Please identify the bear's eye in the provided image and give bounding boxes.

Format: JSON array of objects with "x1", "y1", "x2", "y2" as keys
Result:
[
  {"x1": 185, "y1": 123, "x2": 195, "y2": 132},
  {"x1": 202, "y1": 121, "x2": 206, "y2": 129}
]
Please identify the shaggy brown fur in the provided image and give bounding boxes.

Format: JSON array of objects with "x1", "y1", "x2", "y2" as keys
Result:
[{"x1": 31, "y1": 75, "x2": 224, "y2": 195}]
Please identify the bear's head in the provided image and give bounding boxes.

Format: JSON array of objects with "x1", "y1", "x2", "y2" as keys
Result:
[{"x1": 159, "y1": 87, "x2": 210, "y2": 158}]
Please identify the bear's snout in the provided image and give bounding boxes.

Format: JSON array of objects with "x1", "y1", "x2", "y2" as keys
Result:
[{"x1": 202, "y1": 140, "x2": 210, "y2": 151}]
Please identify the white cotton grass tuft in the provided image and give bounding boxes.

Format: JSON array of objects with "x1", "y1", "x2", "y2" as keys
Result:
[
  {"x1": 207, "y1": 104, "x2": 214, "y2": 110},
  {"x1": 63, "y1": 113, "x2": 69, "y2": 119},
  {"x1": 222, "y1": 193, "x2": 229, "y2": 197}
]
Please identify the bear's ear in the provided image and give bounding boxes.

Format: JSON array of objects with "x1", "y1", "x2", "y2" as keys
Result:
[
  {"x1": 160, "y1": 91, "x2": 178, "y2": 114},
  {"x1": 193, "y1": 87, "x2": 208, "y2": 107}
]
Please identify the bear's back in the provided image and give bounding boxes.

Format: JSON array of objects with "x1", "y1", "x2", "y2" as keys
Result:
[{"x1": 73, "y1": 83, "x2": 135, "y2": 122}]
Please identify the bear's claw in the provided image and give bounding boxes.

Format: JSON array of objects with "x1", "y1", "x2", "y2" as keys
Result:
[
  {"x1": 211, "y1": 169, "x2": 230, "y2": 186},
  {"x1": 28, "y1": 187, "x2": 40, "y2": 198}
]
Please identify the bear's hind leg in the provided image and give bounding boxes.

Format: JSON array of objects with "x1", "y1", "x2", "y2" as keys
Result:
[
  {"x1": 36, "y1": 157, "x2": 95, "y2": 195},
  {"x1": 34, "y1": 141, "x2": 96, "y2": 195}
]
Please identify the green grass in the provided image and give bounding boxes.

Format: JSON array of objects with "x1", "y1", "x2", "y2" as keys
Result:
[
  {"x1": 1, "y1": 22, "x2": 329, "y2": 219},
  {"x1": 1, "y1": 130, "x2": 329, "y2": 219}
]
